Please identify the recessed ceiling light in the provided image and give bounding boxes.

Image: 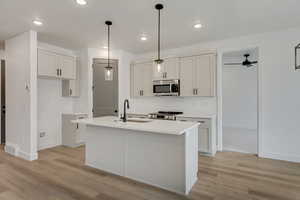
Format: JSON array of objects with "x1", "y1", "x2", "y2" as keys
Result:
[
  {"x1": 140, "y1": 36, "x2": 148, "y2": 41},
  {"x1": 76, "y1": 0, "x2": 87, "y2": 5},
  {"x1": 33, "y1": 19, "x2": 43, "y2": 26},
  {"x1": 103, "y1": 46, "x2": 108, "y2": 49},
  {"x1": 193, "y1": 23, "x2": 202, "y2": 29}
]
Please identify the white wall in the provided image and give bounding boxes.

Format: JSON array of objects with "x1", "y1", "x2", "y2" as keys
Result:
[
  {"x1": 135, "y1": 27, "x2": 300, "y2": 162},
  {"x1": 38, "y1": 79, "x2": 74, "y2": 150},
  {"x1": 74, "y1": 48, "x2": 134, "y2": 117},
  {"x1": 5, "y1": 31, "x2": 38, "y2": 160},
  {"x1": 222, "y1": 57, "x2": 257, "y2": 129},
  {"x1": 37, "y1": 42, "x2": 76, "y2": 150}
]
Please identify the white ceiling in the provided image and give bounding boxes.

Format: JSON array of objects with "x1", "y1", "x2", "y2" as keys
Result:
[{"x1": 1, "y1": 0, "x2": 300, "y2": 53}]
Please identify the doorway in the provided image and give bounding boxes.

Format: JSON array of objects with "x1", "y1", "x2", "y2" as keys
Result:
[
  {"x1": 221, "y1": 48, "x2": 259, "y2": 154},
  {"x1": 1, "y1": 60, "x2": 5, "y2": 144},
  {"x1": 92, "y1": 58, "x2": 119, "y2": 117}
]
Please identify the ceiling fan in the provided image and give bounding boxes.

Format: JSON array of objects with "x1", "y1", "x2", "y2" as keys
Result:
[{"x1": 224, "y1": 54, "x2": 258, "y2": 67}]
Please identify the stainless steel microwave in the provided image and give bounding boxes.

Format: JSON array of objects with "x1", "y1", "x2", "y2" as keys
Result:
[{"x1": 153, "y1": 80, "x2": 180, "y2": 96}]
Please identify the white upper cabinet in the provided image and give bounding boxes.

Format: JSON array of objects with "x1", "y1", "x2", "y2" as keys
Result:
[
  {"x1": 153, "y1": 58, "x2": 179, "y2": 80},
  {"x1": 179, "y1": 56, "x2": 196, "y2": 96},
  {"x1": 38, "y1": 49, "x2": 60, "y2": 77},
  {"x1": 131, "y1": 62, "x2": 153, "y2": 97},
  {"x1": 60, "y1": 55, "x2": 76, "y2": 79},
  {"x1": 38, "y1": 48, "x2": 76, "y2": 80},
  {"x1": 180, "y1": 54, "x2": 216, "y2": 97}
]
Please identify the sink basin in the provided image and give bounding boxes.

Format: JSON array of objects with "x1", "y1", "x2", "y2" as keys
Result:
[
  {"x1": 126, "y1": 119, "x2": 151, "y2": 123},
  {"x1": 113, "y1": 118, "x2": 151, "y2": 123}
]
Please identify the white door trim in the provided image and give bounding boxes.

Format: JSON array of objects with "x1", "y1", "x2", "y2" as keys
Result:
[{"x1": 216, "y1": 46, "x2": 262, "y2": 156}]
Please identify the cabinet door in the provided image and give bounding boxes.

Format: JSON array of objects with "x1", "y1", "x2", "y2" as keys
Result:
[
  {"x1": 195, "y1": 55, "x2": 216, "y2": 96},
  {"x1": 179, "y1": 57, "x2": 196, "y2": 96},
  {"x1": 132, "y1": 64, "x2": 144, "y2": 97},
  {"x1": 141, "y1": 62, "x2": 153, "y2": 96},
  {"x1": 38, "y1": 49, "x2": 59, "y2": 77},
  {"x1": 164, "y1": 58, "x2": 179, "y2": 80},
  {"x1": 60, "y1": 55, "x2": 76, "y2": 80}
]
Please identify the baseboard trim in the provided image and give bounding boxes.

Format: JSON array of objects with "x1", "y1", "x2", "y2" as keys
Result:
[
  {"x1": 223, "y1": 147, "x2": 257, "y2": 154},
  {"x1": 38, "y1": 143, "x2": 59, "y2": 151},
  {"x1": 261, "y1": 152, "x2": 300, "y2": 163},
  {"x1": 5, "y1": 143, "x2": 38, "y2": 161}
]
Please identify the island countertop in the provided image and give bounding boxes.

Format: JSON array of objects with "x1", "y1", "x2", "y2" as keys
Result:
[{"x1": 75, "y1": 116, "x2": 199, "y2": 135}]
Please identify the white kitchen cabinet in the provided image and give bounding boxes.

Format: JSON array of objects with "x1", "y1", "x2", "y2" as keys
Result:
[
  {"x1": 153, "y1": 58, "x2": 179, "y2": 80},
  {"x1": 38, "y1": 48, "x2": 76, "y2": 80},
  {"x1": 62, "y1": 80, "x2": 80, "y2": 97},
  {"x1": 60, "y1": 55, "x2": 76, "y2": 79},
  {"x1": 131, "y1": 62, "x2": 153, "y2": 97},
  {"x1": 177, "y1": 116, "x2": 217, "y2": 156},
  {"x1": 62, "y1": 59, "x2": 80, "y2": 97},
  {"x1": 38, "y1": 49, "x2": 60, "y2": 77},
  {"x1": 62, "y1": 113, "x2": 88, "y2": 147},
  {"x1": 180, "y1": 54, "x2": 216, "y2": 97}
]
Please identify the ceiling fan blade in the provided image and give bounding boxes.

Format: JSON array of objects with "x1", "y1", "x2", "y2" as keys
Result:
[
  {"x1": 250, "y1": 61, "x2": 258, "y2": 64},
  {"x1": 224, "y1": 63, "x2": 242, "y2": 65}
]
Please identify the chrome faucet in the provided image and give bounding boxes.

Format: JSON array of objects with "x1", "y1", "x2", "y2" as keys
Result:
[{"x1": 122, "y1": 99, "x2": 130, "y2": 122}]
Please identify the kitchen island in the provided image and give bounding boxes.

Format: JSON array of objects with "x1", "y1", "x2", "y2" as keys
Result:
[{"x1": 76, "y1": 116, "x2": 199, "y2": 195}]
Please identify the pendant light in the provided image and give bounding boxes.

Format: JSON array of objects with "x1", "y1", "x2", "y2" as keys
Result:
[
  {"x1": 154, "y1": 4, "x2": 164, "y2": 73},
  {"x1": 104, "y1": 20, "x2": 113, "y2": 81}
]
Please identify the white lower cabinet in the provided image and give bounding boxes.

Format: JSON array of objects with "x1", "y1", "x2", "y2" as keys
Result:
[
  {"x1": 62, "y1": 113, "x2": 88, "y2": 147},
  {"x1": 177, "y1": 116, "x2": 217, "y2": 156}
]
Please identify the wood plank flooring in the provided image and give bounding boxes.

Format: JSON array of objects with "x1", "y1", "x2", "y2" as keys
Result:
[{"x1": 0, "y1": 144, "x2": 300, "y2": 200}]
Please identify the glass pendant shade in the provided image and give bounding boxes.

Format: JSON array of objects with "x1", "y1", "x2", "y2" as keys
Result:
[{"x1": 104, "y1": 67, "x2": 113, "y2": 81}]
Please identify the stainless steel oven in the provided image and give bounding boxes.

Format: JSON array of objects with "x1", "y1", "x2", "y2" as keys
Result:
[{"x1": 153, "y1": 80, "x2": 180, "y2": 96}]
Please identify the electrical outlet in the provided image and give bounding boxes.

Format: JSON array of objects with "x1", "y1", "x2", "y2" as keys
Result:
[{"x1": 40, "y1": 132, "x2": 46, "y2": 138}]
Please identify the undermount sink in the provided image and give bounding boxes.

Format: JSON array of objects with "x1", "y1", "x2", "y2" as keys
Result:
[{"x1": 113, "y1": 118, "x2": 152, "y2": 123}]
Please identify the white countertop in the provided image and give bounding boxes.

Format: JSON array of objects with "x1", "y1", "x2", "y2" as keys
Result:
[{"x1": 75, "y1": 116, "x2": 199, "y2": 135}]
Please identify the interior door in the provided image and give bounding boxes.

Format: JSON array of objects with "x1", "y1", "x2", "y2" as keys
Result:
[
  {"x1": 61, "y1": 55, "x2": 76, "y2": 80},
  {"x1": 93, "y1": 59, "x2": 118, "y2": 117},
  {"x1": 180, "y1": 56, "x2": 195, "y2": 96},
  {"x1": 1, "y1": 60, "x2": 5, "y2": 144}
]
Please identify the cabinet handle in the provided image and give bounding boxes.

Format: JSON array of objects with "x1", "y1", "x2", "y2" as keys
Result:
[
  {"x1": 141, "y1": 90, "x2": 144, "y2": 96},
  {"x1": 70, "y1": 89, "x2": 72, "y2": 96},
  {"x1": 56, "y1": 69, "x2": 59, "y2": 76},
  {"x1": 193, "y1": 89, "x2": 195, "y2": 95},
  {"x1": 196, "y1": 88, "x2": 198, "y2": 95},
  {"x1": 165, "y1": 72, "x2": 167, "y2": 78},
  {"x1": 139, "y1": 90, "x2": 142, "y2": 96},
  {"x1": 76, "y1": 123, "x2": 79, "y2": 129},
  {"x1": 60, "y1": 69, "x2": 62, "y2": 76}
]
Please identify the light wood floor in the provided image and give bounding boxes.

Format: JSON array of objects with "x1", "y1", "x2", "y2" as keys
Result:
[{"x1": 0, "y1": 145, "x2": 300, "y2": 200}]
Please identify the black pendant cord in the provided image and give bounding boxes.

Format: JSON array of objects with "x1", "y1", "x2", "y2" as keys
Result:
[
  {"x1": 108, "y1": 23, "x2": 110, "y2": 68},
  {"x1": 155, "y1": 4, "x2": 163, "y2": 63},
  {"x1": 105, "y1": 21, "x2": 112, "y2": 69},
  {"x1": 158, "y1": 8, "x2": 161, "y2": 61}
]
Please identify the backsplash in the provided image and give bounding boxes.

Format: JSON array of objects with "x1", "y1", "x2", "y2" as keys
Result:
[{"x1": 129, "y1": 97, "x2": 217, "y2": 115}]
